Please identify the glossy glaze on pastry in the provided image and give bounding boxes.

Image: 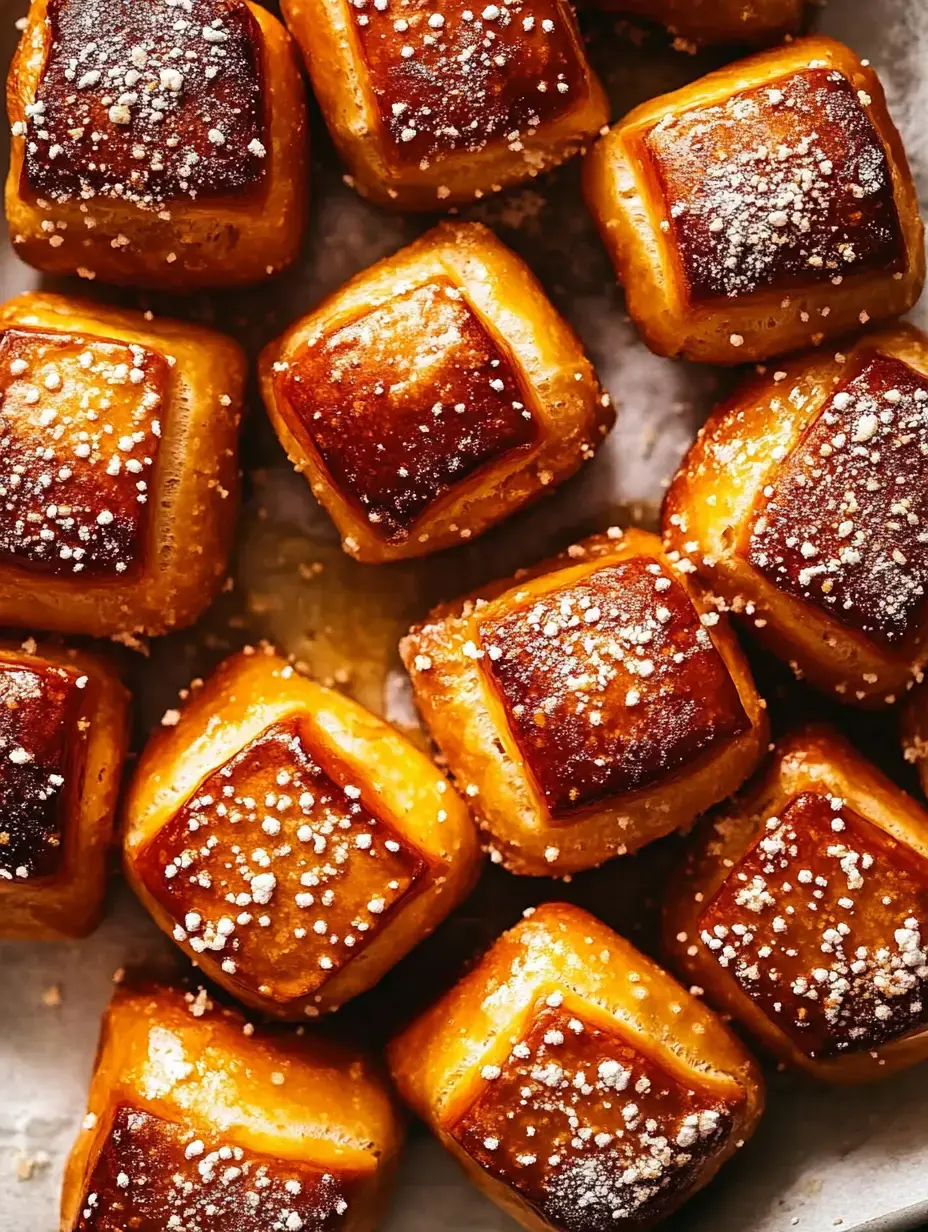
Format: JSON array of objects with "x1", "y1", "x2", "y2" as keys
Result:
[
  {"x1": 280, "y1": 0, "x2": 608, "y2": 210},
  {"x1": 0, "y1": 639, "x2": 129, "y2": 940},
  {"x1": 123, "y1": 648, "x2": 480, "y2": 1018},
  {"x1": 0, "y1": 292, "x2": 244, "y2": 637},
  {"x1": 584, "y1": 37, "x2": 924, "y2": 363},
  {"x1": 389, "y1": 903, "x2": 764, "y2": 1232},
  {"x1": 663, "y1": 323, "x2": 928, "y2": 706},
  {"x1": 666, "y1": 726, "x2": 928, "y2": 1082},
  {"x1": 6, "y1": 0, "x2": 308, "y2": 287},
  {"x1": 402, "y1": 528, "x2": 768, "y2": 875},
  {"x1": 261, "y1": 223, "x2": 612, "y2": 563}
]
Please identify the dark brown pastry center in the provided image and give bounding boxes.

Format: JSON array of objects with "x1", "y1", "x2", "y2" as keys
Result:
[
  {"x1": 280, "y1": 279, "x2": 537, "y2": 541},
  {"x1": 23, "y1": 0, "x2": 268, "y2": 204},
  {"x1": 351, "y1": 0, "x2": 586, "y2": 166},
  {"x1": 76, "y1": 1104, "x2": 358, "y2": 1231},
  {"x1": 646, "y1": 68, "x2": 904, "y2": 302},
  {"x1": 138, "y1": 719, "x2": 427, "y2": 1002},
  {"x1": 700, "y1": 791, "x2": 928, "y2": 1058},
  {"x1": 0, "y1": 659, "x2": 87, "y2": 881},
  {"x1": 747, "y1": 351, "x2": 928, "y2": 650},
  {"x1": 0, "y1": 328, "x2": 165, "y2": 578},
  {"x1": 478, "y1": 556, "x2": 749, "y2": 818},
  {"x1": 452, "y1": 1006, "x2": 738, "y2": 1231}
]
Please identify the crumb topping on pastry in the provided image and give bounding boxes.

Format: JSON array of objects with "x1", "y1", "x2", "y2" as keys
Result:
[
  {"x1": 139, "y1": 719, "x2": 426, "y2": 1010},
  {"x1": 350, "y1": 0, "x2": 586, "y2": 174},
  {"x1": 453, "y1": 1007, "x2": 737, "y2": 1231},
  {"x1": 646, "y1": 67, "x2": 903, "y2": 302},
  {"x1": 76, "y1": 1104, "x2": 354, "y2": 1231},
  {"x1": 0, "y1": 658, "x2": 87, "y2": 882},
  {"x1": 20, "y1": 0, "x2": 268, "y2": 205},
  {"x1": 477, "y1": 556, "x2": 749, "y2": 817},
  {"x1": 747, "y1": 350, "x2": 928, "y2": 649},
  {"x1": 0, "y1": 328, "x2": 165, "y2": 578},
  {"x1": 698, "y1": 790, "x2": 928, "y2": 1058}
]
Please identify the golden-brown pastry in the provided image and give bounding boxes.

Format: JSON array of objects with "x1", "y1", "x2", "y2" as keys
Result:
[
  {"x1": 7, "y1": 0, "x2": 308, "y2": 289},
  {"x1": 260, "y1": 222, "x2": 613, "y2": 563},
  {"x1": 279, "y1": 0, "x2": 608, "y2": 211},
  {"x1": 663, "y1": 323, "x2": 928, "y2": 708},
  {"x1": 123, "y1": 647, "x2": 481, "y2": 1019},
  {"x1": 666, "y1": 726, "x2": 928, "y2": 1083},
  {"x1": 401, "y1": 528, "x2": 768, "y2": 876},
  {"x1": 0, "y1": 291, "x2": 245, "y2": 638},
  {"x1": 583, "y1": 36, "x2": 924, "y2": 364},
  {"x1": 389, "y1": 902, "x2": 764, "y2": 1232},
  {"x1": 61, "y1": 981, "x2": 403, "y2": 1232},
  {"x1": 0, "y1": 638, "x2": 130, "y2": 940},
  {"x1": 593, "y1": 0, "x2": 803, "y2": 46}
]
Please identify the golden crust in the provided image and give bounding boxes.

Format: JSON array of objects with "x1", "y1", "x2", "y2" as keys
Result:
[
  {"x1": 123, "y1": 647, "x2": 481, "y2": 1019},
  {"x1": 280, "y1": 0, "x2": 607, "y2": 211},
  {"x1": 401, "y1": 528, "x2": 768, "y2": 876},
  {"x1": 597, "y1": 0, "x2": 803, "y2": 45},
  {"x1": 665, "y1": 725, "x2": 928, "y2": 1083},
  {"x1": 0, "y1": 291, "x2": 245, "y2": 638},
  {"x1": 388, "y1": 902, "x2": 764, "y2": 1232},
  {"x1": 0, "y1": 638, "x2": 130, "y2": 940},
  {"x1": 61, "y1": 981, "x2": 404, "y2": 1232},
  {"x1": 6, "y1": 0, "x2": 308, "y2": 289},
  {"x1": 663, "y1": 322, "x2": 928, "y2": 708},
  {"x1": 259, "y1": 222, "x2": 613, "y2": 564},
  {"x1": 583, "y1": 36, "x2": 924, "y2": 365}
]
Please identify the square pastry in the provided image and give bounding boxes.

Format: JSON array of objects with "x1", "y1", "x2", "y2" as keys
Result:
[
  {"x1": 389, "y1": 903, "x2": 764, "y2": 1232},
  {"x1": 663, "y1": 323, "x2": 928, "y2": 707},
  {"x1": 61, "y1": 981, "x2": 403, "y2": 1232},
  {"x1": 592, "y1": 0, "x2": 803, "y2": 46},
  {"x1": 0, "y1": 291, "x2": 245, "y2": 638},
  {"x1": 0, "y1": 638, "x2": 130, "y2": 939},
  {"x1": 6, "y1": 0, "x2": 308, "y2": 288},
  {"x1": 583, "y1": 36, "x2": 924, "y2": 364},
  {"x1": 260, "y1": 223, "x2": 613, "y2": 562},
  {"x1": 401, "y1": 527, "x2": 768, "y2": 876},
  {"x1": 280, "y1": 0, "x2": 607, "y2": 210},
  {"x1": 666, "y1": 726, "x2": 928, "y2": 1082},
  {"x1": 123, "y1": 647, "x2": 480, "y2": 1018}
]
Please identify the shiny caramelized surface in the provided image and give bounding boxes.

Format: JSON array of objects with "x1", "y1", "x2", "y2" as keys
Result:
[
  {"x1": 0, "y1": 659, "x2": 85, "y2": 881},
  {"x1": 350, "y1": 0, "x2": 587, "y2": 166},
  {"x1": 138, "y1": 720, "x2": 426, "y2": 1003},
  {"x1": 23, "y1": 0, "x2": 268, "y2": 205},
  {"x1": 76, "y1": 1104, "x2": 356, "y2": 1231},
  {"x1": 644, "y1": 69, "x2": 904, "y2": 302},
  {"x1": 699, "y1": 792, "x2": 928, "y2": 1058},
  {"x1": 0, "y1": 329, "x2": 166, "y2": 577},
  {"x1": 452, "y1": 1007, "x2": 738, "y2": 1231},
  {"x1": 281, "y1": 280, "x2": 537, "y2": 540},
  {"x1": 747, "y1": 351, "x2": 928, "y2": 648},
  {"x1": 477, "y1": 557, "x2": 748, "y2": 817}
]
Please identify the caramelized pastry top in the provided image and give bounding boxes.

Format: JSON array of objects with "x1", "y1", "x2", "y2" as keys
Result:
[
  {"x1": 699, "y1": 791, "x2": 928, "y2": 1058},
  {"x1": 0, "y1": 658, "x2": 86, "y2": 881},
  {"x1": 75, "y1": 1104, "x2": 356, "y2": 1231},
  {"x1": 23, "y1": 0, "x2": 268, "y2": 205},
  {"x1": 477, "y1": 557, "x2": 749, "y2": 817},
  {"x1": 137, "y1": 720, "x2": 427, "y2": 1003},
  {"x1": 747, "y1": 351, "x2": 928, "y2": 648},
  {"x1": 452, "y1": 1006, "x2": 738, "y2": 1231},
  {"x1": 644, "y1": 69, "x2": 904, "y2": 302},
  {"x1": 280, "y1": 280, "x2": 537, "y2": 540},
  {"x1": 0, "y1": 328, "x2": 166, "y2": 578},
  {"x1": 350, "y1": 0, "x2": 586, "y2": 168}
]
